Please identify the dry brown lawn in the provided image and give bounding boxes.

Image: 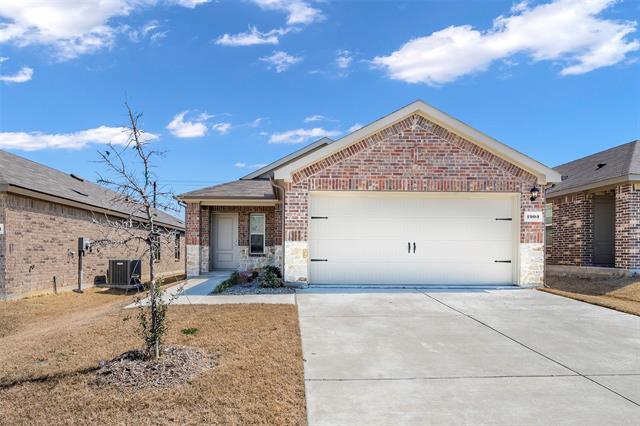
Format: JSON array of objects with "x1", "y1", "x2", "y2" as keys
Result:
[
  {"x1": 0, "y1": 288, "x2": 306, "y2": 425},
  {"x1": 542, "y1": 274, "x2": 640, "y2": 316}
]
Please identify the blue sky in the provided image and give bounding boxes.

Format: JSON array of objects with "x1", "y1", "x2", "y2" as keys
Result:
[{"x1": 1, "y1": 0, "x2": 639, "y2": 195}]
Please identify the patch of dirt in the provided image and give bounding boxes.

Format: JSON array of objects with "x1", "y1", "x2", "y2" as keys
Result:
[
  {"x1": 542, "y1": 274, "x2": 640, "y2": 316},
  {"x1": 95, "y1": 346, "x2": 214, "y2": 389},
  {"x1": 216, "y1": 280, "x2": 295, "y2": 295}
]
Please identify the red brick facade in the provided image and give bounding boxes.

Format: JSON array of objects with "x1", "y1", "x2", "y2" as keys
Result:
[
  {"x1": 547, "y1": 183, "x2": 640, "y2": 270},
  {"x1": 285, "y1": 113, "x2": 544, "y2": 243},
  {"x1": 1, "y1": 192, "x2": 185, "y2": 299}
]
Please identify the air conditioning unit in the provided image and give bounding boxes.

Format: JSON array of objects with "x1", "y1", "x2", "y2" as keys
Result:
[{"x1": 105, "y1": 259, "x2": 142, "y2": 289}]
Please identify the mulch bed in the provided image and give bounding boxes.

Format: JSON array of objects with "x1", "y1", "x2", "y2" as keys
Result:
[
  {"x1": 215, "y1": 280, "x2": 295, "y2": 295},
  {"x1": 95, "y1": 346, "x2": 214, "y2": 389}
]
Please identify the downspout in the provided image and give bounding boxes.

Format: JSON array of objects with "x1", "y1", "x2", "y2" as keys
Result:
[{"x1": 270, "y1": 177, "x2": 286, "y2": 278}]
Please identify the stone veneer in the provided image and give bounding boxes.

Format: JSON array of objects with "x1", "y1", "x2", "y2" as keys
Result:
[
  {"x1": 1, "y1": 192, "x2": 185, "y2": 300},
  {"x1": 283, "y1": 113, "x2": 546, "y2": 286}
]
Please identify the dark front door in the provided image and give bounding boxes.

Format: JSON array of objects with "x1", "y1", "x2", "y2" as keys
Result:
[{"x1": 593, "y1": 196, "x2": 615, "y2": 266}]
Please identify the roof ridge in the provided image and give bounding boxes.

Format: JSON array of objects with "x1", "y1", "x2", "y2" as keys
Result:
[{"x1": 626, "y1": 140, "x2": 640, "y2": 175}]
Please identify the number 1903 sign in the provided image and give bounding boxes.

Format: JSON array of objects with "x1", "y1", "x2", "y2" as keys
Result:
[{"x1": 524, "y1": 211, "x2": 544, "y2": 223}]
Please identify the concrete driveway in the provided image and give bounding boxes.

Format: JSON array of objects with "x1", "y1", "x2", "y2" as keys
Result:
[{"x1": 296, "y1": 288, "x2": 640, "y2": 425}]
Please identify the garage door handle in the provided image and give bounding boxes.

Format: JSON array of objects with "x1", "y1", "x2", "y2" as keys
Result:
[
  {"x1": 408, "y1": 242, "x2": 411, "y2": 253},
  {"x1": 494, "y1": 260, "x2": 512, "y2": 263},
  {"x1": 413, "y1": 242, "x2": 416, "y2": 253}
]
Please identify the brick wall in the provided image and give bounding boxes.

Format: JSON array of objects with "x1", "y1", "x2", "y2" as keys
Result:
[
  {"x1": 285, "y1": 113, "x2": 542, "y2": 243},
  {"x1": 546, "y1": 193, "x2": 593, "y2": 266},
  {"x1": 1, "y1": 192, "x2": 185, "y2": 299},
  {"x1": 615, "y1": 183, "x2": 640, "y2": 269}
]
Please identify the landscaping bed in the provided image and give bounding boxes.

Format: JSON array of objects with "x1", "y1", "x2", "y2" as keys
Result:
[
  {"x1": 542, "y1": 273, "x2": 640, "y2": 316},
  {"x1": 0, "y1": 289, "x2": 306, "y2": 425},
  {"x1": 213, "y1": 266, "x2": 294, "y2": 295}
]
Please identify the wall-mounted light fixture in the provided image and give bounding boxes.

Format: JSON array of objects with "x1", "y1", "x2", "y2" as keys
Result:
[{"x1": 530, "y1": 186, "x2": 540, "y2": 202}]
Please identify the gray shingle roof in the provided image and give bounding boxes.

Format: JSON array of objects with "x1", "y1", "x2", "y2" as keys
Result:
[
  {"x1": 179, "y1": 179, "x2": 275, "y2": 200},
  {"x1": 547, "y1": 140, "x2": 640, "y2": 196},
  {"x1": 0, "y1": 150, "x2": 184, "y2": 229}
]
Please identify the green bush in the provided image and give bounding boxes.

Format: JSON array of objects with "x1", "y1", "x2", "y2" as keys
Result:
[{"x1": 259, "y1": 265, "x2": 283, "y2": 288}]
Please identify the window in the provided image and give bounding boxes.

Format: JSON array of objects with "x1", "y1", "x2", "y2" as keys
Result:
[
  {"x1": 174, "y1": 233, "x2": 181, "y2": 261},
  {"x1": 249, "y1": 213, "x2": 266, "y2": 254},
  {"x1": 544, "y1": 202, "x2": 553, "y2": 248}
]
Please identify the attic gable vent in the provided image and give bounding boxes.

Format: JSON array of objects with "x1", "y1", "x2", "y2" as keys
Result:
[
  {"x1": 596, "y1": 163, "x2": 607, "y2": 170},
  {"x1": 561, "y1": 175, "x2": 569, "y2": 181},
  {"x1": 70, "y1": 173, "x2": 84, "y2": 182}
]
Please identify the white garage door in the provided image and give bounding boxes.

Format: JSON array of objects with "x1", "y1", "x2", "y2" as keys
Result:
[{"x1": 309, "y1": 192, "x2": 518, "y2": 285}]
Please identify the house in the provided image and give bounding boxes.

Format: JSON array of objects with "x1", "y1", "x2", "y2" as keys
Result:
[
  {"x1": 0, "y1": 150, "x2": 185, "y2": 300},
  {"x1": 546, "y1": 140, "x2": 640, "y2": 271},
  {"x1": 179, "y1": 100, "x2": 561, "y2": 287}
]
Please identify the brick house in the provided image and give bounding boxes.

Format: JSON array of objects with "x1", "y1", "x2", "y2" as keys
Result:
[
  {"x1": 179, "y1": 101, "x2": 560, "y2": 287},
  {"x1": 0, "y1": 150, "x2": 185, "y2": 300},
  {"x1": 546, "y1": 140, "x2": 640, "y2": 271}
]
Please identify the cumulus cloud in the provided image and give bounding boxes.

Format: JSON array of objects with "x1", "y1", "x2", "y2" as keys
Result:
[
  {"x1": 216, "y1": 26, "x2": 290, "y2": 46},
  {"x1": 260, "y1": 50, "x2": 302, "y2": 72},
  {"x1": 372, "y1": 0, "x2": 639, "y2": 85},
  {"x1": 336, "y1": 50, "x2": 353, "y2": 69},
  {"x1": 251, "y1": 0, "x2": 324, "y2": 26},
  {"x1": 0, "y1": 126, "x2": 157, "y2": 151},
  {"x1": 166, "y1": 111, "x2": 209, "y2": 138},
  {"x1": 0, "y1": 1, "x2": 205, "y2": 60},
  {"x1": 171, "y1": 0, "x2": 211, "y2": 8},
  {"x1": 269, "y1": 127, "x2": 340, "y2": 144}
]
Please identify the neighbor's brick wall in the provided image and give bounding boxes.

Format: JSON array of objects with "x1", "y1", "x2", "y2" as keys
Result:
[
  {"x1": 0, "y1": 193, "x2": 6, "y2": 295},
  {"x1": 615, "y1": 183, "x2": 640, "y2": 269},
  {"x1": 1, "y1": 192, "x2": 185, "y2": 300},
  {"x1": 546, "y1": 193, "x2": 593, "y2": 266},
  {"x1": 285, "y1": 113, "x2": 543, "y2": 244}
]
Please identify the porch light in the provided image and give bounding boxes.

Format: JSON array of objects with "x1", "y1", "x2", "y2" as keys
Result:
[{"x1": 530, "y1": 186, "x2": 540, "y2": 202}]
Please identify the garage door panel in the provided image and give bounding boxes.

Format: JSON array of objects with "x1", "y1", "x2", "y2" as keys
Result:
[{"x1": 309, "y1": 193, "x2": 517, "y2": 286}]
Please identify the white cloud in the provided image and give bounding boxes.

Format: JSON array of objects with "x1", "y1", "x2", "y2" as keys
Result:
[
  {"x1": 127, "y1": 20, "x2": 167, "y2": 43},
  {"x1": 0, "y1": 66, "x2": 33, "y2": 83},
  {"x1": 234, "y1": 161, "x2": 267, "y2": 169},
  {"x1": 251, "y1": 0, "x2": 324, "y2": 26},
  {"x1": 166, "y1": 111, "x2": 209, "y2": 138},
  {"x1": 246, "y1": 117, "x2": 263, "y2": 127},
  {"x1": 372, "y1": 0, "x2": 639, "y2": 85},
  {"x1": 304, "y1": 114, "x2": 326, "y2": 122},
  {"x1": 260, "y1": 50, "x2": 302, "y2": 72},
  {"x1": 0, "y1": 1, "x2": 206, "y2": 60},
  {"x1": 336, "y1": 50, "x2": 353, "y2": 69},
  {"x1": 0, "y1": 126, "x2": 157, "y2": 151},
  {"x1": 269, "y1": 127, "x2": 340, "y2": 144},
  {"x1": 348, "y1": 123, "x2": 363, "y2": 132},
  {"x1": 212, "y1": 122, "x2": 232, "y2": 135},
  {"x1": 171, "y1": 0, "x2": 211, "y2": 8},
  {"x1": 0, "y1": 56, "x2": 8, "y2": 63},
  {"x1": 216, "y1": 26, "x2": 290, "y2": 46}
]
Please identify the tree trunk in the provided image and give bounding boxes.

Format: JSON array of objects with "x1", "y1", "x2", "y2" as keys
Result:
[{"x1": 149, "y1": 233, "x2": 159, "y2": 359}]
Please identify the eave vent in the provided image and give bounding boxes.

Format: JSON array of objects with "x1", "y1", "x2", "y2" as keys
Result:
[
  {"x1": 70, "y1": 173, "x2": 85, "y2": 182},
  {"x1": 596, "y1": 163, "x2": 607, "y2": 170}
]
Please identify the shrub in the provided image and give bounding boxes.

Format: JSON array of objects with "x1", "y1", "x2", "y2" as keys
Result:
[
  {"x1": 181, "y1": 327, "x2": 198, "y2": 336},
  {"x1": 259, "y1": 265, "x2": 283, "y2": 288}
]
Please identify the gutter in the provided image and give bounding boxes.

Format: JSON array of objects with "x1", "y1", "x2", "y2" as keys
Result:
[
  {"x1": 269, "y1": 177, "x2": 286, "y2": 277},
  {"x1": 546, "y1": 174, "x2": 640, "y2": 199}
]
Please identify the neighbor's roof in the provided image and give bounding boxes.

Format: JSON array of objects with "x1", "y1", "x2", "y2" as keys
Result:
[
  {"x1": 547, "y1": 140, "x2": 640, "y2": 197},
  {"x1": 241, "y1": 137, "x2": 332, "y2": 180},
  {"x1": 179, "y1": 179, "x2": 275, "y2": 200},
  {"x1": 274, "y1": 100, "x2": 562, "y2": 184},
  {"x1": 0, "y1": 150, "x2": 184, "y2": 229}
]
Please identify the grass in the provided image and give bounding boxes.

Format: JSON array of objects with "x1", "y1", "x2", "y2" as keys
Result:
[
  {"x1": 542, "y1": 274, "x2": 640, "y2": 316},
  {"x1": 0, "y1": 288, "x2": 306, "y2": 425}
]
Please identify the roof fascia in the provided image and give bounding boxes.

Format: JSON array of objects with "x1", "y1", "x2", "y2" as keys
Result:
[{"x1": 546, "y1": 174, "x2": 640, "y2": 199}]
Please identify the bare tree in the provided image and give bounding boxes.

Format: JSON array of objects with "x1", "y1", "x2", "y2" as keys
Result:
[{"x1": 95, "y1": 102, "x2": 179, "y2": 359}]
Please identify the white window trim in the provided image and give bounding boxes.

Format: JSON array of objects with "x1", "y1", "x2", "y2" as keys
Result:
[{"x1": 250, "y1": 213, "x2": 266, "y2": 254}]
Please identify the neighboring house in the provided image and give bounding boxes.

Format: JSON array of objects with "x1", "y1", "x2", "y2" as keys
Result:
[
  {"x1": 179, "y1": 100, "x2": 561, "y2": 287},
  {"x1": 0, "y1": 150, "x2": 185, "y2": 300},
  {"x1": 546, "y1": 140, "x2": 640, "y2": 271}
]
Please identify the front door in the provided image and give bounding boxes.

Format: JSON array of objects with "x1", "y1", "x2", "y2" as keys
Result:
[
  {"x1": 593, "y1": 196, "x2": 615, "y2": 266},
  {"x1": 212, "y1": 213, "x2": 239, "y2": 270}
]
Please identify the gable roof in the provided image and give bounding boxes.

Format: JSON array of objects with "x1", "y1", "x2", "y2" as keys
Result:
[
  {"x1": 547, "y1": 140, "x2": 640, "y2": 197},
  {"x1": 240, "y1": 137, "x2": 332, "y2": 180},
  {"x1": 273, "y1": 100, "x2": 562, "y2": 184},
  {"x1": 0, "y1": 150, "x2": 184, "y2": 229},
  {"x1": 179, "y1": 179, "x2": 275, "y2": 200}
]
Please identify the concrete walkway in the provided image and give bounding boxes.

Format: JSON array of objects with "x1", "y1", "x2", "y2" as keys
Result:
[
  {"x1": 127, "y1": 272, "x2": 295, "y2": 307},
  {"x1": 297, "y1": 288, "x2": 640, "y2": 425}
]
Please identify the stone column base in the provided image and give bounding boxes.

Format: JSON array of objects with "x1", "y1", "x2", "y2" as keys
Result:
[
  {"x1": 284, "y1": 240, "x2": 309, "y2": 283},
  {"x1": 519, "y1": 243, "x2": 544, "y2": 287}
]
